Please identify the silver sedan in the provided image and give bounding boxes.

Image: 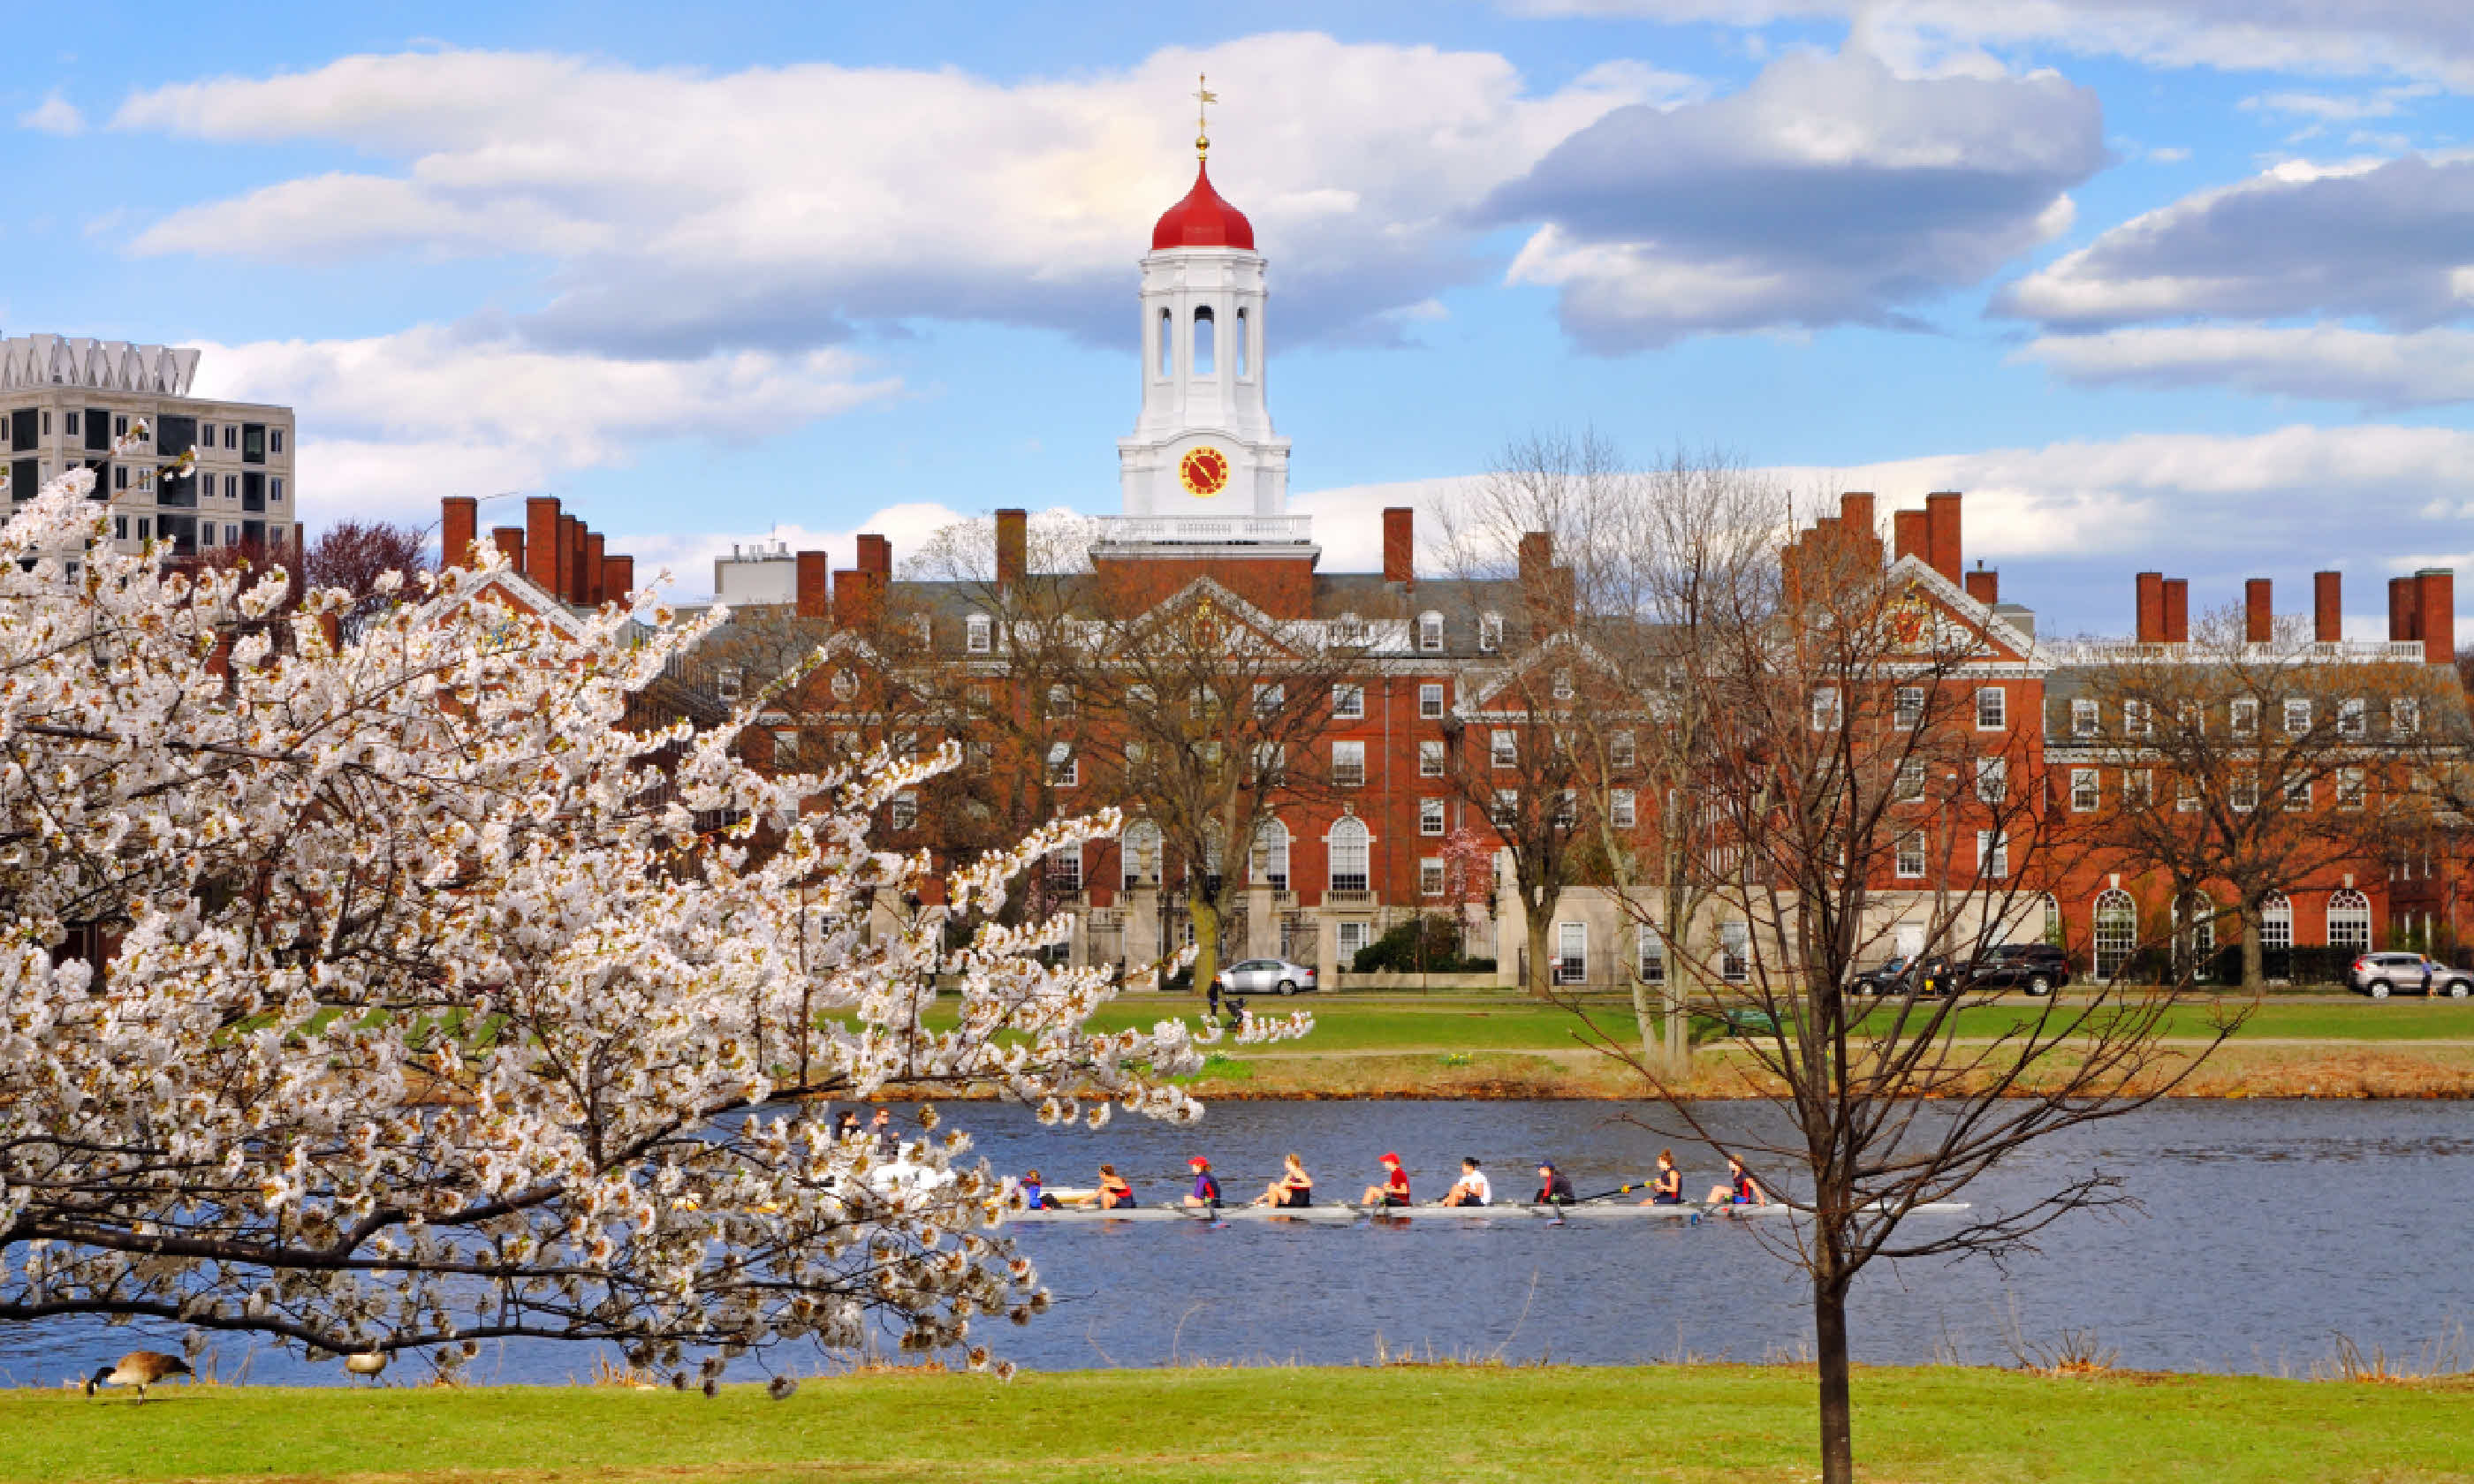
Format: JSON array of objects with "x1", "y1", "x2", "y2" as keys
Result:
[{"x1": 1213, "y1": 958, "x2": 1320, "y2": 996}]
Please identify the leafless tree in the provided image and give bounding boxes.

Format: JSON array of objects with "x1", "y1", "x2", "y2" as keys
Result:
[{"x1": 303, "y1": 520, "x2": 435, "y2": 623}]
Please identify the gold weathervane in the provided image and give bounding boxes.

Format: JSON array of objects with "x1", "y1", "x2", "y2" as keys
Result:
[{"x1": 1195, "y1": 72, "x2": 1217, "y2": 158}]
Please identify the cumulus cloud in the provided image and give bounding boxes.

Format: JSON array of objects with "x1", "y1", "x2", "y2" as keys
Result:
[
  {"x1": 1482, "y1": 49, "x2": 2104, "y2": 348},
  {"x1": 188, "y1": 327, "x2": 899, "y2": 526},
  {"x1": 2020, "y1": 323, "x2": 2474, "y2": 406},
  {"x1": 1505, "y1": 1, "x2": 2474, "y2": 91},
  {"x1": 19, "y1": 91, "x2": 84, "y2": 135},
  {"x1": 112, "y1": 38, "x2": 1683, "y2": 355},
  {"x1": 1999, "y1": 153, "x2": 2474, "y2": 329}
]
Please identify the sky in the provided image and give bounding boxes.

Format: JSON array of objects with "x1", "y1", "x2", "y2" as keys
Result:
[{"x1": 8, "y1": 0, "x2": 2474, "y2": 637}]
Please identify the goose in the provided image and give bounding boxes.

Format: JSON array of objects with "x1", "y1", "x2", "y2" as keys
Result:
[
  {"x1": 343, "y1": 1352, "x2": 388, "y2": 1382},
  {"x1": 84, "y1": 1351, "x2": 193, "y2": 1402}
]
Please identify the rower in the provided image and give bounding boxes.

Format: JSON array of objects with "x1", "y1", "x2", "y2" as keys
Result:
[
  {"x1": 1438, "y1": 1157, "x2": 1491, "y2": 1208},
  {"x1": 1359, "y1": 1153, "x2": 1412, "y2": 1208},
  {"x1": 1639, "y1": 1150, "x2": 1685, "y2": 1206},
  {"x1": 1096, "y1": 1163, "x2": 1137, "y2": 1209},
  {"x1": 1250, "y1": 1153, "x2": 1315, "y2": 1208},
  {"x1": 1016, "y1": 1169, "x2": 1062, "y2": 1210},
  {"x1": 1533, "y1": 1161, "x2": 1576, "y2": 1207},
  {"x1": 1706, "y1": 1155, "x2": 1767, "y2": 1208},
  {"x1": 1183, "y1": 1156, "x2": 1224, "y2": 1209}
]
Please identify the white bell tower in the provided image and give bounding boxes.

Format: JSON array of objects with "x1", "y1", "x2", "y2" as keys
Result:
[{"x1": 1112, "y1": 80, "x2": 1299, "y2": 546}]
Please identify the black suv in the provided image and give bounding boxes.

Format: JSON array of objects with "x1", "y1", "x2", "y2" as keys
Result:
[
  {"x1": 1965, "y1": 943, "x2": 2072, "y2": 996},
  {"x1": 1850, "y1": 955, "x2": 1959, "y2": 997}
]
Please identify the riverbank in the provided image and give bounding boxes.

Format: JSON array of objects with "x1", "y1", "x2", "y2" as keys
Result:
[{"x1": 11, "y1": 1364, "x2": 2467, "y2": 1482}]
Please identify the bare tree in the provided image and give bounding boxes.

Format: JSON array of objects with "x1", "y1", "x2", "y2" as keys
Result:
[
  {"x1": 303, "y1": 520, "x2": 435, "y2": 623},
  {"x1": 1582, "y1": 519, "x2": 2242, "y2": 1484}
]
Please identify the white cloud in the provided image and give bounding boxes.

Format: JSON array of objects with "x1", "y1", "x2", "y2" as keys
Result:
[
  {"x1": 111, "y1": 39, "x2": 1686, "y2": 354},
  {"x1": 19, "y1": 91, "x2": 83, "y2": 135},
  {"x1": 1484, "y1": 49, "x2": 2104, "y2": 348},
  {"x1": 1997, "y1": 153, "x2": 2474, "y2": 329},
  {"x1": 617, "y1": 504, "x2": 982, "y2": 603},
  {"x1": 2021, "y1": 323, "x2": 2474, "y2": 405},
  {"x1": 188, "y1": 326, "x2": 899, "y2": 526},
  {"x1": 1505, "y1": 1, "x2": 2474, "y2": 92}
]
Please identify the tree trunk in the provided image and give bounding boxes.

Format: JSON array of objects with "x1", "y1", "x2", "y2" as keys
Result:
[
  {"x1": 1662, "y1": 855, "x2": 1695, "y2": 1078},
  {"x1": 1524, "y1": 909, "x2": 1553, "y2": 1000},
  {"x1": 2240, "y1": 899, "x2": 2265, "y2": 993},
  {"x1": 1814, "y1": 1270, "x2": 1855, "y2": 1484},
  {"x1": 1190, "y1": 896, "x2": 1221, "y2": 1000}
]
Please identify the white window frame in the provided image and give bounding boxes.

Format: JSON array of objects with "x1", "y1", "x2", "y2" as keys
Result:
[
  {"x1": 1811, "y1": 686, "x2": 1842, "y2": 731},
  {"x1": 1491, "y1": 789, "x2": 1518, "y2": 828},
  {"x1": 1332, "y1": 739, "x2": 1367, "y2": 787},
  {"x1": 1554, "y1": 921, "x2": 1588, "y2": 986},
  {"x1": 1895, "y1": 832, "x2": 1926, "y2": 879},
  {"x1": 2125, "y1": 768, "x2": 2154, "y2": 808},
  {"x1": 2230, "y1": 698, "x2": 2258, "y2": 737},
  {"x1": 1418, "y1": 612, "x2": 1444, "y2": 653},
  {"x1": 1419, "y1": 683, "x2": 1445, "y2": 719},
  {"x1": 1977, "y1": 829, "x2": 2008, "y2": 880},
  {"x1": 2230, "y1": 772, "x2": 2258, "y2": 813},
  {"x1": 2070, "y1": 768, "x2": 2098, "y2": 813},
  {"x1": 2283, "y1": 698, "x2": 2311, "y2": 735},
  {"x1": 1332, "y1": 683, "x2": 1365, "y2": 720},
  {"x1": 2071, "y1": 698, "x2": 2098, "y2": 737},
  {"x1": 1719, "y1": 921, "x2": 1749, "y2": 983},
  {"x1": 1337, "y1": 919, "x2": 1370, "y2": 968},
  {"x1": 1327, "y1": 816, "x2": 1371, "y2": 893},
  {"x1": 2124, "y1": 700, "x2": 2152, "y2": 737},
  {"x1": 1419, "y1": 858, "x2": 1446, "y2": 897},
  {"x1": 2338, "y1": 698, "x2": 2366, "y2": 738},
  {"x1": 1420, "y1": 797, "x2": 1446, "y2": 836},
  {"x1": 1894, "y1": 759, "x2": 1925, "y2": 801},
  {"x1": 890, "y1": 790, "x2": 918, "y2": 830},
  {"x1": 1610, "y1": 730, "x2": 1636, "y2": 768},
  {"x1": 1895, "y1": 687, "x2": 1925, "y2": 731},
  {"x1": 1635, "y1": 927, "x2": 1666, "y2": 984},
  {"x1": 2393, "y1": 697, "x2": 2421, "y2": 735},
  {"x1": 2337, "y1": 767, "x2": 2366, "y2": 810},
  {"x1": 1478, "y1": 612, "x2": 1503, "y2": 652},
  {"x1": 1491, "y1": 730, "x2": 1517, "y2": 768},
  {"x1": 1975, "y1": 685, "x2": 2006, "y2": 731},
  {"x1": 1419, "y1": 739, "x2": 1446, "y2": 778},
  {"x1": 1047, "y1": 743, "x2": 1079, "y2": 788},
  {"x1": 2283, "y1": 774, "x2": 2311, "y2": 810},
  {"x1": 1611, "y1": 789, "x2": 1636, "y2": 829},
  {"x1": 1975, "y1": 756, "x2": 2007, "y2": 803},
  {"x1": 966, "y1": 614, "x2": 991, "y2": 653}
]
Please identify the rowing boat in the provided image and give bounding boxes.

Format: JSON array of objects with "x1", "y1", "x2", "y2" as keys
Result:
[{"x1": 1001, "y1": 1200, "x2": 1970, "y2": 1224}]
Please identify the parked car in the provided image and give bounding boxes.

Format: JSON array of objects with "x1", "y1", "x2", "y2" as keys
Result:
[
  {"x1": 2346, "y1": 952, "x2": 2474, "y2": 999},
  {"x1": 1965, "y1": 943, "x2": 2073, "y2": 996},
  {"x1": 1850, "y1": 955, "x2": 1958, "y2": 997},
  {"x1": 1214, "y1": 957, "x2": 1319, "y2": 996}
]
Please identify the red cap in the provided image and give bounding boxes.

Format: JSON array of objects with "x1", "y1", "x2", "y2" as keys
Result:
[
  {"x1": 1188, "y1": 1156, "x2": 1210, "y2": 1168},
  {"x1": 1380, "y1": 1152, "x2": 1401, "y2": 1164}
]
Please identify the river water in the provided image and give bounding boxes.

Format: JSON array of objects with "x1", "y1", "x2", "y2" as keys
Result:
[{"x1": 5, "y1": 1099, "x2": 2467, "y2": 1385}]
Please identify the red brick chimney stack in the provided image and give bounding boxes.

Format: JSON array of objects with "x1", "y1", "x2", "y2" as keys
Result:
[
  {"x1": 602, "y1": 555, "x2": 634, "y2": 601},
  {"x1": 525, "y1": 496, "x2": 561, "y2": 593},
  {"x1": 583, "y1": 532, "x2": 606, "y2": 606},
  {"x1": 490, "y1": 526, "x2": 525, "y2": 569},
  {"x1": 1963, "y1": 565, "x2": 1999, "y2": 606},
  {"x1": 856, "y1": 533, "x2": 892, "y2": 576},
  {"x1": 995, "y1": 509, "x2": 1028, "y2": 590},
  {"x1": 1924, "y1": 491, "x2": 1962, "y2": 585},
  {"x1": 1382, "y1": 507, "x2": 1415, "y2": 584},
  {"x1": 2389, "y1": 578, "x2": 2417, "y2": 642},
  {"x1": 442, "y1": 496, "x2": 478, "y2": 570},
  {"x1": 1892, "y1": 509, "x2": 1930, "y2": 564},
  {"x1": 2314, "y1": 572, "x2": 2342, "y2": 642},
  {"x1": 2162, "y1": 579, "x2": 2189, "y2": 643},
  {"x1": 2135, "y1": 572, "x2": 2164, "y2": 643},
  {"x1": 2245, "y1": 579, "x2": 2273, "y2": 644},
  {"x1": 2417, "y1": 569, "x2": 2455, "y2": 665},
  {"x1": 795, "y1": 550, "x2": 829, "y2": 618}
]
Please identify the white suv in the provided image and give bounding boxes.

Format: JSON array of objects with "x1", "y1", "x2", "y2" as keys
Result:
[{"x1": 2347, "y1": 952, "x2": 2473, "y2": 999}]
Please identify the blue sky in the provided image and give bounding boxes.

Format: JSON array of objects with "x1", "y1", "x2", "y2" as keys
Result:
[{"x1": 9, "y1": 1, "x2": 2474, "y2": 636}]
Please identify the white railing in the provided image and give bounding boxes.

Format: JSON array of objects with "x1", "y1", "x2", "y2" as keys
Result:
[
  {"x1": 2049, "y1": 638, "x2": 2430, "y2": 664},
  {"x1": 1096, "y1": 514, "x2": 1313, "y2": 545}
]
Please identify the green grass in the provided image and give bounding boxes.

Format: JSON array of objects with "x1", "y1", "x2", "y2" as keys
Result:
[{"x1": 9, "y1": 1365, "x2": 2469, "y2": 1482}]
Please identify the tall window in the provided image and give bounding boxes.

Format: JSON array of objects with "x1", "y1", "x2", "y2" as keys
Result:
[
  {"x1": 1611, "y1": 730, "x2": 1636, "y2": 768},
  {"x1": 1491, "y1": 730, "x2": 1517, "y2": 768},
  {"x1": 1611, "y1": 789, "x2": 1636, "y2": 828},
  {"x1": 2230, "y1": 698, "x2": 2258, "y2": 737},
  {"x1": 2093, "y1": 889, "x2": 2137, "y2": 978},
  {"x1": 1251, "y1": 819, "x2": 1291, "y2": 890},
  {"x1": 2283, "y1": 698, "x2": 2311, "y2": 734},
  {"x1": 2230, "y1": 772, "x2": 2259, "y2": 812},
  {"x1": 2339, "y1": 698, "x2": 2366, "y2": 738},
  {"x1": 1234, "y1": 306, "x2": 1248, "y2": 377},
  {"x1": 2337, "y1": 767, "x2": 2366, "y2": 809},
  {"x1": 2260, "y1": 891, "x2": 2293, "y2": 951},
  {"x1": 1811, "y1": 686, "x2": 1842, "y2": 731},
  {"x1": 1332, "y1": 683, "x2": 1365, "y2": 719},
  {"x1": 1328, "y1": 816, "x2": 1370, "y2": 893},
  {"x1": 1636, "y1": 927, "x2": 1666, "y2": 984},
  {"x1": 1896, "y1": 832, "x2": 1925, "y2": 879},
  {"x1": 1896, "y1": 687, "x2": 1925, "y2": 730},
  {"x1": 2174, "y1": 892, "x2": 2215, "y2": 980},
  {"x1": 1332, "y1": 739, "x2": 1367, "y2": 787},
  {"x1": 1977, "y1": 830, "x2": 2008, "y2": 880},
  {"x1": 1338, "y1": 920, "x2": 1370, "y2": 968},
  {"x1": 1976, "y1": 685, "x2": 2006, "y2": 730},
  {"x1": 1478, "y1": 613, "x2": 1503, "y2": 651},
  {"x1": 1047, "y1": 742, "x2": 1078, "y2": 787},
  {"x1": 1420, "y1": 859, "x2": 1445, "y2": 896},
  {"x1": 2326, "y1": 889, "x2": 2372, "y2": 950},
  {"x1": 1719, "y1": 921, "x2": 1749, "y2": 982},
  {"x1": 2282, "y1": 774, "x2": 2311, "y2": 810},
  {"x1": 1046, "y1": 844, "x2": 1082, "y2": 894},
  {"x1": 1492, "y1": 789, "x2": 1518, "y2": 828},
  {"x1": 1555, "y1": 921, "x2": 1588, "y2": 985},
  {"x1": 1894, "y1": 759, "x2": 1925, "y2": 801},
  {"x1": 1419, "y1": 683, "x2": 1445, "y2": 718},
  {"x1": 2071, "y1": 768, "x2": 2098, "y2": 812},
  {"x1": 1157, "y1": 307, "x2": 1172, "y2": 376},
  {"x1": 2124, "y1": 769, "x2": 2154, "y2": 808},
  {"x1": 966, "y1": 614, "x2": 991, "y2": 653},
  {"x1": 1419, "y1": 740, "x2": 1446, "y2": 777},
  {"x1": 1419, "y1": 612, "x2": 1444, "y2": 652},
  {"x1": 1420, "y1": 797, "x2": 1446, "y2": 836},
  {"x1": 2124, "y1": 700, "x2": 2152, "y2": 736},
  {"x1": 1975, "y1": 756, "x2": 2007, "y2": 802},
  {"x1": 2393, "y1": 697, "x2": 2421, "y2": 735},
  {"x1": 1192, "y1": 305, "x2": 1216, "y2": 375}
]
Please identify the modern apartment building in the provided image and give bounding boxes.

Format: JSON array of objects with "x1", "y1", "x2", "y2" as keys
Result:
[{"x1": 1, "y1": 334, "x2": 297, "y2": 559}]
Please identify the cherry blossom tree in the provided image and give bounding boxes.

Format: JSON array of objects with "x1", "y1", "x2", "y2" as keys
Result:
[{"x1": 0, "y1": 466, "x2": 1302, "y2": 1376}]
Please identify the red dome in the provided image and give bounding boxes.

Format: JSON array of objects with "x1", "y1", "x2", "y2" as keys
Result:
[{"x1": 1151, "y1": 160, "x2": 1255, "y2": 251}]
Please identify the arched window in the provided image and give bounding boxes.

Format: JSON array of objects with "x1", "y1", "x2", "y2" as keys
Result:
[
  {"x1": 2174, "y1": 892, "x2": 2215, "y2": 981},
  {"x1": 2040, "y1": 892, "x2": 2063, "y2": 947},
  {"x1": 1251, "y1": 818, "x2": 1290, "y2": 891},
  {"x1": 1193, "y1": 305, "x2": 1216, "y2": 375},
  {"x1": 2261, "y1": 890, "x2": 2293, "y2": 950},
  {"x1": 2093, "y1": 888, "x2": 2137, "y2": 979},
  {"x1": 1235, "y1": 306, "x2": 1249, "y2": 377},
  {"x1": 1122, "y1": 821, "x2": 1162, "y2": 890},
  {"x1": 2326, "y1": 888, "x2": 2372, "y2": 950},
  {"x1": 1328, "y1": 816, "x2": 1370, "y2": 893},
  {"x1": 1157, "y1": 307, "x2": 1172, "y2": 376}
]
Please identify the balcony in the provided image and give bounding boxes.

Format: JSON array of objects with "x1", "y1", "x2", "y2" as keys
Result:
[
  {"x1": 1324, "y1": 890, "x2": 1377, "y2": 908},
  {"x1": 1095, "y1": 514, "x2": 1313, "y2": 546}
]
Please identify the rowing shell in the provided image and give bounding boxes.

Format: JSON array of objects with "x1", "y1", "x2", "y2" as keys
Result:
[{"x1": 1001, "y1": 1200, "x2": 1970, "y2": 1224}]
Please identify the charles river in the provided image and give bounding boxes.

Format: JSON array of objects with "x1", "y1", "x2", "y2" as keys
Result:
[{"x1": 5, "y1": 1100, "x2": 2466, "y2": 1386}]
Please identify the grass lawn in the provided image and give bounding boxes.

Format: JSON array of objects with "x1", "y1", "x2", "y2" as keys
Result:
[{"x1": 8, "y1": 1364, "x2": 2469, "y2": 1483}]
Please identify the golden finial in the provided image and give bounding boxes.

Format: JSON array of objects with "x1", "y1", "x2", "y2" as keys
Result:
[{"x1": 1194, "y1": 72, "x2": 1217, "y2": 159}]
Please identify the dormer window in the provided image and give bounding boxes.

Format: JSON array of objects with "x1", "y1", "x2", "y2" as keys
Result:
[
  {"x1": 966, "y1": 613, "x2": 991, "y2": 653},
  {"x1": 1418, "y1": 612, "x2": 1444, "y2": 653},
  {"x1": 1479, "y1": 613, "x2": 1504, "y2": 652},
  {"x1": 716, "y1": 665, "x2": 743, "y2": 704}
]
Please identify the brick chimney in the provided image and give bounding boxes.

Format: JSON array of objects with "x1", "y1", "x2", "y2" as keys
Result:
[
  {"x1": 525, "y1": 496, "x2": 561, "y2": 593},
  {"x1": 995, "y1": 508, "x2": 1028, "y2": 590},
  {"x1": 796, "y1": 549, "x2": 829, "y2": 619},
  {"x1": 2162, "y1": 579, "x2": 2189, "y2": 643},
  {"x1": 1924, "y1": 491, "x2": 1962, "y2": 585},
  {"x1": 1963, "y1": 565, "x2": 1999, "y2": 606},
  {"x1": 1383, "y1": 506, "x2": 1415, "y2": 584},
  {"x1": 583, "y1": 532, "x2": 606, "y2": 607},
  {"x1": 2389, "y1": 577, "x2": 2417, "y2": 641},
  {"x1": 2245, "y1": 579, "x2": 2273, "y2": 644},
  {"x1": 442, "y1": 496, "x2": 478, "y2": 570},
  {"x1": 2315, "y1": 571, "x2": 2342, "y2": 642},
  {"x1": 602, "y1": 554, "x2": 634, "y2": 601},
  {"x1": 2417, "y1": 568, "x2": 2455, "y2": 665},
  {"x1": 491, "y1": 526, "x2": 525, "y2": 569},
  {"x1": 1838, "y1": 492, "x2": 1878, "y2": 567},
  {"x1": 856, "y1": 533, "x2": 892, "y2": 576},
  {"x1": 1892, "y1": 509, "x2": 1930, "y2": 564},
  {"x1": 2136, "y1": 572, "x2": 2164, "y2": 643}
]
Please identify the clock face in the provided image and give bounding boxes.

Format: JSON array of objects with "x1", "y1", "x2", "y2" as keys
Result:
[{"x1": 1179, "y1": 445, "x2": 1232, "y2": 497}]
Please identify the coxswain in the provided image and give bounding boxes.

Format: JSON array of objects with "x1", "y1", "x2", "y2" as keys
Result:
[
  {"x1": 1706, "y1": 1155, "x2": 1767, "y2": 1208},
  {"x1": 1438, "y1": 1157, "x2": 1491, "y2": 1208},
  {"x1": 1358, "y1": 1153, "x2": 1413, "y2": 1208},
  {"x1": 1016, "y1": 1169, "x2": 1062, "y2": 1210},
  {"x1": 1097, "y1": 1163, "x2": 1137, "y2": 1209},
  {"x1": 1533, "y1": 1161, "x2": 1576, "y2": 1206},
  {"x1": 1182, "y1": 1156, "x2": 1223, "y2": 1208},
  {"x1": 1251, "y1": 1153, "x2": 1314, "y2": 1208},
  {"x1": 1639, "y1": 1149, "x2": 1685, "y2": 1205}
]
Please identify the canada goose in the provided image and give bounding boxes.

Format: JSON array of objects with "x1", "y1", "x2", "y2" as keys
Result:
[
  {"x1": 344, "y1": 1352, "x2": 388, "y2": 1382},
  {"x1": 84, "y1": 1351, "x2": 193, "y2": 1402}
]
